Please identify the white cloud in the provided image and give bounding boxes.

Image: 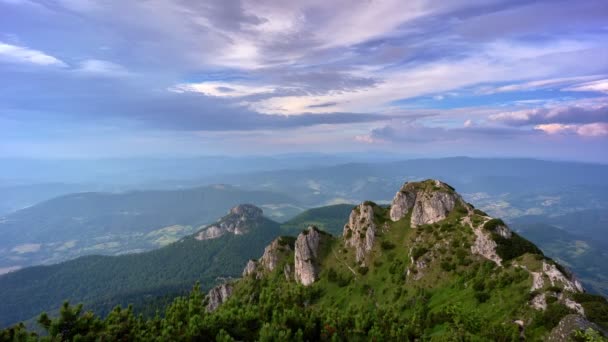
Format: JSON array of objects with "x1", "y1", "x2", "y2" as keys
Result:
[
  {"x1": 76, "y1": 59, "x2": 130, "y2": 77},
  {"x1": 534, "y1": 122, "x2": 608, "y2": 137},
  {"x1": 480, "y1": 75, "x2": 606, "y2": 94},
  {"x1": 0, "y1": 42, "x2": 66, "y2": 67},
  {"x1": 563, "y1": 79, "x2": 608, "y2": 94},
  {"x1": 169, "y1": 81, "x2": 276, "y2": 97}
]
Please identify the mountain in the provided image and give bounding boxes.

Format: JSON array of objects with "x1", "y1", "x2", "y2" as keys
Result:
[
  {"x1": 0, "y1": 204, "x2": 282, "y2": 327},
  {"x1": 3, "y1": 180, "x2": 606, "y2": 340},
  {"x1": 515, "y1": 223, "x2": 608, "y2": 297},
  {"x1": 280, "y1": 204, "x2": 354, "y2": 235},
  {"x1": 0, "y1": 185, "x2": 297, "y2": 272},
  {"x1": 202, "y1": 179, "x2": 607, "y2": 340}
]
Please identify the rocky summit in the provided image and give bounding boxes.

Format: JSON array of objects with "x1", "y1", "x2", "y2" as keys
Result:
[
  {"x1": 195, "y1": 204, "x2": 263, "y2": 240},
  {"x1": 208, "y1": 179, "x2": 607, "y2": 341}
]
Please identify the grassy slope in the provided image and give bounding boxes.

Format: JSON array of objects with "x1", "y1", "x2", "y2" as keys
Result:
[{"x1": 226, "y1": 205, "x2": 584, "y2": 340}]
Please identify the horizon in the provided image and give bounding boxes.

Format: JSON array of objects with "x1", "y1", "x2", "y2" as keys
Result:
[{"x1": 1, "y1": 0, "x2": 607, "y2": 163}]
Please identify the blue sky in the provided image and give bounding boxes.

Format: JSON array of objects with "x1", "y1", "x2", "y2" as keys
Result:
[{"x1": 0, "y1": 0, "x2": 607, "y2": 162}]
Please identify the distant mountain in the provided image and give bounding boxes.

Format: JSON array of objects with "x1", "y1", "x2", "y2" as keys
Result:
[
  {"x1": 202, "y1": 158, "x2": 608, "y2": 213},
  {"x1": 0, "y1": 185, "x2": 297, "y2": 272},
  {"x1": 0, "y1": 204, "x2": 282, "y2": 327},
  {"x1": 281, "y1": 204, "x2": 354, "y2": 235},
  {"x1": 4, "y1": 180, "x2": 606, "y2": 340}
]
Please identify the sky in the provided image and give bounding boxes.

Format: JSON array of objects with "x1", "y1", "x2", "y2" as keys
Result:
[{"x1": 0, "y1": 0, "x2": 607, "y2": 162}]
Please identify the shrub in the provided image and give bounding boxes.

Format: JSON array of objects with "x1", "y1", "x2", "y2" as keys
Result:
[
  {"x1": 358, "y1": 266, "x2": 369, "y2": 275},
  {"x1": 474, "y1": 291, "x2": 490, "y2": 303},
  {"x1": 411, "y1": 247, "x2": 428, "y2": 261},
  {"x1": 493, "y1": 232, "x2": 543, "y2": 261},
  {"x1": 483, "y1": 218, "x2": 506, "y2": 231},
  {"x1": 474, "y1": 209, "x2": 488, "y2": 216},
  {"x1": 380, "y1": 241, "x2": 396, "y2": 250}
]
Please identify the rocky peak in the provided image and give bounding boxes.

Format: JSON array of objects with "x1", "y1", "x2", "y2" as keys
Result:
[
  {"x1": 205, "y1": 283, "x2": 233, "y2": 312},
  {"x1": 294, "y1": 226, "x2": 326, "y2": 286},
  {"x1": 195, "y1": 204, "x2": 263, "y2": 241},
  {"x1": 242, "y1": 236, "x2": 294, "y2": 278},
  {"x1": 343, "y1": 203, "x2": 376, "y2": 264},
  {"x1": 389, "y1": 179, "x2": 467, "y2": 227}
]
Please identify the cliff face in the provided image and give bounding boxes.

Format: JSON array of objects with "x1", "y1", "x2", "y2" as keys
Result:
[
  {"x1": 206, "y1": 283, "x2": 233, "y2": 312},
  {"x1": 242, "y1": 236, "x2": 294, "y2": 279},
  {"x1": 195, "y1": 204, "x2": 263, "y2": 240},
  {"x1": 389, "y1": 180, "x2": 466, "y2": 227},
  {"x1": 294, "y1": 227, "x2": 325, "y2": 286},
  {"x1": 342, "y1": 203, "x2": 376, "y2": 264}
]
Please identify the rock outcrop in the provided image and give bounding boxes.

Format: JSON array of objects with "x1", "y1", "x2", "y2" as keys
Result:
[
  {"x1": 205, "y1": 283, "x2": 233, "y2": 312},
  {"x1": 389, "y1": 180, "x2": 467, "y2": 227},
  {"x1": 242, "y1": 236, "x2": 294, "y2": 279},
  {"x1": 294, "y1": 226, "x2": 325, "y2": 286},
  {"x1": 546, "y1": 315, "x2": 603, "y2": 342},
  {"x1": 343, "y1": 203, "x2": 376, "y2": 264},
  {"x1": 195, "y1": 204, "x2": 263, "y2": 240}
]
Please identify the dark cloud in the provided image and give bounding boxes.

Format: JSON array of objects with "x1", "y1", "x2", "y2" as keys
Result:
[
  {"x1": 490, "y1": 105, "x2": 608, "y2": 126},
  {"x1": 366, "y1": 122, "x2": 533, "y2": 143}
]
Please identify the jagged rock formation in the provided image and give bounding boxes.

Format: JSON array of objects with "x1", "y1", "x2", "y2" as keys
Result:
[
  {"x1": 389, "y1": 179, "x2": 467, "y2": 227},
  {"x1": 528, "y1": 260, "x2": 584, "y2": 311},
  {"x1": 206, "y1": 283, "x2": 233, "y2": 312},
  {"x1": 242, "y1": 260, "x2": 257, "y2": 277},
  {"x1": 467, "y1": 216, "x2": 503, "y2": 265},
  {"x1": 546, "y1": 314, "x2": 603, "y2": 342},
  {"x1": 195, "y1": 204, "x2": 263, "y2": 240},
  {"x1": 294, "y1": 226, "x2": 325, "y2": 286},
  {"x1": 343, "y1": 203, "x2": 376, "y2": 264},
  {"x1": 242, "y1": 236, "x2": 294, "y2": 279}
]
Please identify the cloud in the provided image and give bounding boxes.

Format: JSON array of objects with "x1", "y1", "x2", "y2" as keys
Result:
[
  {"x1": 489, "y1": 104, "x2": 608, "y2": 126},
  {"x1": 357, "y1": 120, "x2": 529, "y2": 144},
  {"x1": 170, "y1": 81, "x2": 276, "y2": 97},
  {"x1": 75, "y1": 59, "x2": 130, "y2": 77},
  {"x1": 480, "y1": 75, "x2": 606, "y2": 94},
  {"x1": 534, "y1": 123, "x2": 608, "y2": 137},
  {"x1": 0, "y1": 42, "x2": 66, "y2": 67},
  {"x1": 563, "y1": 79, "x2": 608, "y2": 94}
]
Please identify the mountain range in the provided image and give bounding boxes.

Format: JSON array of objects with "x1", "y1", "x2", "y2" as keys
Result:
[{"x1": 2, "y1": 179, "x2": 606, "y2": 341}]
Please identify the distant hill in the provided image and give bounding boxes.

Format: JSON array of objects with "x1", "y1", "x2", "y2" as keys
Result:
[
  {"x1": 281, "y1": 204, "x2": 354, "y2": 235},
  {"x1": 0, "y1": 205, "x2": 282, "y2": 328},
  {"x1": 0, "y1": 185, "x2": 297, "y2": 272}
]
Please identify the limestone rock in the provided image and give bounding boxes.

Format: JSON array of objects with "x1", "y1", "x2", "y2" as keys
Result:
[
  {"x1": 546, "y1": 315, "x2": 602, "y2": 342},
  {"x1": 389, "y1": 179, "x2": 466, "y2": 227},
  {"x1": 242, "y1": 260, "x2": 258, "y2": 277},
  {"x1": 195, "y1": 204, "x2": 263, "y2": 240},
  {"x1": 343, "y1": 203, "x2": 376, "y2": 264},
  {"x1": 294, "y1": 226, "x2": 325, "y2": 286},
  {"x1": 242, "y1": 236, "x2": 294, "y2": 278},
  {"x1": 206, "y1": 283, "x2": 233, "y2": 312},
  {"x1": 389, "y1": 189, "x2": 416, "y2": 222},
  {"x1": 411, "y1": 190, "x2": 459, "y2": 227}
]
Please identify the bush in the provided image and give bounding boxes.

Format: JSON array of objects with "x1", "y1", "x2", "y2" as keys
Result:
[
  {"x1": 493, "y1": 232, "x2": 543, "y2": 261},
  {"x1": 358, "y1": 266, "x2": 369, "y2": 275},
  {"x1": 380, "y1": 241, "x2": 396, "y2": 250},
  {"x1": 474, "y1": 291, "x2": 490, "y2": 303},
  {"x1": 411, "y1": 247, "x2": 428, "y2": 261},
  {"x1": 483, "y1": 218, "x2": 506, "y2": 231},
  {"x1": 473, "y1": 209, "x2": 488, "y2": 216}
]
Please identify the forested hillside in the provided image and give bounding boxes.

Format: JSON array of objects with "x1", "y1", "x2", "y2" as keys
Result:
[{"x1": 0, "y1": 207, "x2": 282, "y2": 328}]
